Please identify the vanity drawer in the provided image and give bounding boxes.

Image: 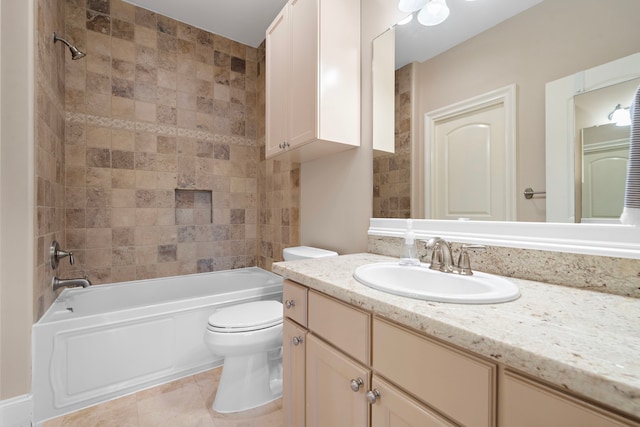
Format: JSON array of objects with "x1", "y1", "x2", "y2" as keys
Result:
[
  {"x1": 373, "y1": 317, "x2": 496, "y2": 427},
  {"x1": 308, "y1": 290, "x2": 370, "y2": 365},
  {"x1": 283, "y1": 280, "x2": 308, "y2": 327}
]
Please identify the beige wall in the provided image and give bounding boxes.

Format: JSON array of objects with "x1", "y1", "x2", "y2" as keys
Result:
[
  {"x1": 414, "y1": 0, "x2": 640, "y2": 222},
  {"x1": 1, "y1": 0, "x2": 35, "y2": 400}
]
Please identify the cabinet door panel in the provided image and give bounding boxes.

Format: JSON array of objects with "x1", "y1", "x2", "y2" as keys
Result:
[
  {"x1": 288, "y1": 0, "x2": 317, "y2": 147},
  {"x1": 265, "y1": 6, "x2": 289, "y2": 158},
  {"x1": 283, "y1": 319, "x2": 306, "y2": 427},
  {"x1": 371, "y1": 376, "x2": 456, "y2": 427},
  {"x1": 501, "y1": 371, "x2": 637, "y2": 427},
  {"x1": 306, "y1": 334, "x2": 369, "y2": 427}
]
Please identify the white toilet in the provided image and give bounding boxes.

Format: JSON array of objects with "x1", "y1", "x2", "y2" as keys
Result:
[
  {"x1": 204, "y1": 300, "x2": 283, "y2": 413},
  {"x1": 203, "y1": 246, "x2": 336, "y2": 413}
]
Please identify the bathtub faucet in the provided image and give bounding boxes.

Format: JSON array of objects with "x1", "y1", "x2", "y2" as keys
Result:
[{"x1": 52, "y1": 276, "x2": 92, "y2": 291}]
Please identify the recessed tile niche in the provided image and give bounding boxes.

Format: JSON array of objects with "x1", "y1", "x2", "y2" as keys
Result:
[{"x1": 175, "y1": 190, "x2": 212, "y2": 225}]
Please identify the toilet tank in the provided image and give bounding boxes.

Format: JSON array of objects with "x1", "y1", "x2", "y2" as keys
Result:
[{"x1": 283, "y1": 246, "x2": 338, "y2": 261}]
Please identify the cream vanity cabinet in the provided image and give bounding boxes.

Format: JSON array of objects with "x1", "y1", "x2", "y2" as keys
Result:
[
  {"x1": 282, "y1": 279, "x2": 640, "y2": 427},
  {"x1": 265, "y1": 0, "x2": 360, "y2": 162},
  {"x1": 282, "y1": 280, "x2": 483, "y2": 427}
]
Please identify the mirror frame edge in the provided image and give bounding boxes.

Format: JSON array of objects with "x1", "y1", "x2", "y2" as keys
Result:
[{"x1": 369, "y1": 218, "x2": 640, "y2": 259}]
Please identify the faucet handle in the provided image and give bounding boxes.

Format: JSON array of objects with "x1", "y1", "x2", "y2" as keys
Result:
[
  {"x1": 50, "y1": 240, "x2": 75, "y2": 269},
  {"x1": 457, "y1": 244, "x2": 486, "y2": 276}
]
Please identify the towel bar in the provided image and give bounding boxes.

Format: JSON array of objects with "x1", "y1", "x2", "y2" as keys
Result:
[{"x1": 523, "y1": 187, "x2": 546, "y2": 199}]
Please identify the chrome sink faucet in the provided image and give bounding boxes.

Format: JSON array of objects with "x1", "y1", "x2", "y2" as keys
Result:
[
  {"x1": 425, "y1": 237, "x2": 455, "y2": 273},
  {"x1": 424, "y1": 237, "x2": 485, "y2": 276},
  {"x1": 52, "y1": 276, "x2": 92, "y2": 291}
]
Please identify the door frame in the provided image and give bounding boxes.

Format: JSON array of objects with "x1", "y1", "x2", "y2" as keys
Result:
[{"x1": 424, "y1": 84, "x2": 517, "y2": 221}]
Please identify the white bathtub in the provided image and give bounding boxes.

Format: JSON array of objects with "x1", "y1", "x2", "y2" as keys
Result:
[{"x1": 32, "y1": 267, "x2": 283, "y2": 424}]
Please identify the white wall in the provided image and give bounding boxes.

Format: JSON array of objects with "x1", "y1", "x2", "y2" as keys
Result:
[{"x1": 0, "y1": 0, "x2": 35, "y2": 400}]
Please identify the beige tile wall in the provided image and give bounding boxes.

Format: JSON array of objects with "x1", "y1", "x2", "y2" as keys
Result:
[
  {"x1": 35, "y1": 0, "x2": 66, "y2": 320},
  {"x1": 31, "y1": 0, "x2": 300, "y2": 318},
  {"x1": 373, "y1": 63, "x2": 412, "y2": 219}
]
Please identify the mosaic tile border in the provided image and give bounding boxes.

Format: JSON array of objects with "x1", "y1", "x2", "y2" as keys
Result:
[{"x1": 65, "y1": 112, "x2": 256, "y2": 146}]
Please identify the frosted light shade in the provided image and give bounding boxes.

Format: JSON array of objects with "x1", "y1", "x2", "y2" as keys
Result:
[
  {"x1": 398, "y1": 0, "x2": 428, "y2": 13},
  {"x1": 611, "y1": 108, "x2": 631, "y2": 126},
  {"x1": 417, "y1": 0, "x2": 450, "y2": 26}
]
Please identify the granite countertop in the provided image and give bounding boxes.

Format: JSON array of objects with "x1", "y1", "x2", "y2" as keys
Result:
[{"x1": 272, "y1": 253, "x2": 640, "y2": 418}]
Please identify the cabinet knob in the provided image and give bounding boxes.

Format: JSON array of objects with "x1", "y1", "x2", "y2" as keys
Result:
[
  {"x1": 366, "y1": 389, "x2": 381, "y2": 404},
  {"x1": 292, "y1": 336, "x2": 304, "y2": 346},
  {"x1": 350, "y1": 377, "x2": 364, "y2": 392},
  {"x1": 285, "y1": 299, "x2": 295, "y2": 309}
]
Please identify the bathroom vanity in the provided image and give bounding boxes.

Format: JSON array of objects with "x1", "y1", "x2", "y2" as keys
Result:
[{"x1": 273, "y1": 253, "x2": 640, "y2": 426}]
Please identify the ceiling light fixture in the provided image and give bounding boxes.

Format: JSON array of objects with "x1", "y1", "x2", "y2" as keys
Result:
[
  {"x1": 399, "y1": 0, "x2": 454, "y2": 27},
  {"x1": 608, "y1": 104, "x2": 631, "y2": 126},
  {"x1": 417, "y1": 0, "x2": 450, "y2": 26},
  {"x1": 398, "y1": 0, "x2": 428, "y2": 13}
]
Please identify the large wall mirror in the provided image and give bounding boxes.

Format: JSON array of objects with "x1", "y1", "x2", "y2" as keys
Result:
[
  {"x1": 546, "y1": 54, "x2": 640, "y2": 223},
  {"x1": 372, "y1": 0, "x2": 640, "y2": 224}
]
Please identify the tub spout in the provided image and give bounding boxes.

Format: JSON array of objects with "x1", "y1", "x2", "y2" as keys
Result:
[{"x1": 52, "y1": 276, "x2": 91, "y2": 291}]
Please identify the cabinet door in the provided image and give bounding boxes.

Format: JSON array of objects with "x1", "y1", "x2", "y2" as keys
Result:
[
  {"x1": 371, "y1": 376, "x2": 456, "y2": 427},
  {"x1": 288, "y1": 0, "x2": 318, "y2": 148},
  {"x1": 265, "y1": 5, "x2": 290, "y2": 158},
  {"x1": 306, "y1": 334, "x2": 369, "y2": 427},
  {"x1": 501, "y1": 371, "x2": 637, "y2": 427},
  {"x1": 283, "y1": 319, "x2": 306, "y2": 427}
]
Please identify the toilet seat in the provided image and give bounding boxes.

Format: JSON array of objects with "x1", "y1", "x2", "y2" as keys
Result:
[{"x1": 207, "y1": 300, "x2": 282, "y2": 333}]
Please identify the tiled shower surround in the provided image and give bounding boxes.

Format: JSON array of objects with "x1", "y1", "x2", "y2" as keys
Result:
[{"x1": 33, "y1": 0, "x2": 300, "y2": 320}]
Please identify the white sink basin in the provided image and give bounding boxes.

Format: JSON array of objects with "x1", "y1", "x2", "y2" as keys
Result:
[{"x1": 353, "y1": 262, "x2": 520, "y2": 304}]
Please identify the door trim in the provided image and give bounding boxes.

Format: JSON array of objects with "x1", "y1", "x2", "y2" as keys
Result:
[{"x1": 424, "y1": 84, "x2": 517, "y2": 220}]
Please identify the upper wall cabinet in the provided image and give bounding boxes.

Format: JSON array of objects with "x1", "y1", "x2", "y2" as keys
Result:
[{"x1": 265, "y1": 0, "x2": 360, "y2": 162}]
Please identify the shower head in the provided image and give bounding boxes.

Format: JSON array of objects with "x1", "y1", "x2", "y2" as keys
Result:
[{"x1": 52, "y1": 32, "x2": 86, "y2": 60}]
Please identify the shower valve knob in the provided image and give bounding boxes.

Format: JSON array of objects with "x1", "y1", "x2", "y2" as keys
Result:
[{"x1": 50, "y1": 240, "x2": 75, "y2": 269}]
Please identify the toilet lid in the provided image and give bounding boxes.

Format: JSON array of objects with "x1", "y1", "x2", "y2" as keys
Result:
[{"x1": 207, "y1": 300, "x2": 282, "y2": 332}]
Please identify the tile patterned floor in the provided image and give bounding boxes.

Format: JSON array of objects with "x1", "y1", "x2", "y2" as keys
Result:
[{"x1": 42, "y1": 367, "x2": 283, "y2": 427}]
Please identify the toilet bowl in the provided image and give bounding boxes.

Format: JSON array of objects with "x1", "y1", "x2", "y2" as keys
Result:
[
  {"x1": 204, "y1": 300, "x2": 283, "y2": 413},
  {"x1": 204, "y1": 246, "x2": 335, "y2": 413}
]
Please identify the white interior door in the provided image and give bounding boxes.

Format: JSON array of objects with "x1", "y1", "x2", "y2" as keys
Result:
[
  {"x1": 582, "y1": 144, "x2": 629, "y2": 219},
  {"x1": 432, "y1": 103, "x2": 507, "y2": 221}
]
